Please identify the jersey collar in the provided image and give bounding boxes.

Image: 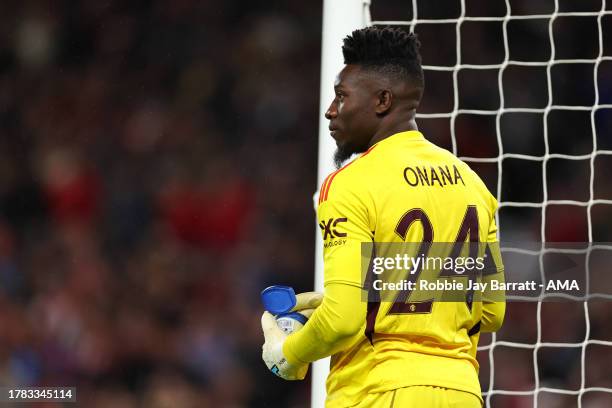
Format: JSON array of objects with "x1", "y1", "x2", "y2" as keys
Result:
[{"x1": 372, "y1": 130, "x2": 425, "y2": 148}]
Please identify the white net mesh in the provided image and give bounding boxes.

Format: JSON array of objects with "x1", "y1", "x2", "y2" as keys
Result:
[{"x1": 366, "y1": 0, "x2": 612, "y2": 406}]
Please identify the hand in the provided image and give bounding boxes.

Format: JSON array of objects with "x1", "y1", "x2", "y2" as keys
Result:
[{"x1": 261, "y1": 311, "x2": 309, "y2": 380}]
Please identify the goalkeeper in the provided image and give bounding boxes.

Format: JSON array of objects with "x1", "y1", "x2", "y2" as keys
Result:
[{"x1": 261, "y1": 27, "x2": 505, "y2": 408}]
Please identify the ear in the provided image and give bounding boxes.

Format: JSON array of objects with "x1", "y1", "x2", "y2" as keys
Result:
[{"x1": 375, "y1": 89, "x2": 392, "y2": 114}]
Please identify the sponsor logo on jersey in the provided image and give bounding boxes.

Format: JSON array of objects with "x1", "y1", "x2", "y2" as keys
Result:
[{"x1": 319, "y1": 217, "x2": 347, "y2": 240}]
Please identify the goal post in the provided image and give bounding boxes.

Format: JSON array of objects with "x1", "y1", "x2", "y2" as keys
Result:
[{"x1": 313, "y1": 1, "x2": 369, "y2": 407}]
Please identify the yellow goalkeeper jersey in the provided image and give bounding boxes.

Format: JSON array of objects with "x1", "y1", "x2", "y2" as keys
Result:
[{"x1": 283, "y1": 130, "x2": 505, "y2": 407}]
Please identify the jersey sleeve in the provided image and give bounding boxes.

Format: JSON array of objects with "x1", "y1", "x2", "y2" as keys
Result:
[
  {"x1": 316, "y1": 177, "x2": 375, "y2": 287},
  {"x1": 283, "y1": 282, "x2": 365, "y2": 364},
  {"x1": 283, "y1": 174, "x2": 374, "y2": 364}
]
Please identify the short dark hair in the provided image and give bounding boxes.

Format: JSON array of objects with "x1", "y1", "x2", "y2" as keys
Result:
[{"x1": 342, "y1": 27, "x2": 424, "y2": 88}]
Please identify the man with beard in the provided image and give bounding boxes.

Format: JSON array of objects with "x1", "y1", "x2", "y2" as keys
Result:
[{"x1": 261, "y1": 26, "x2": 505, "y2": 408}]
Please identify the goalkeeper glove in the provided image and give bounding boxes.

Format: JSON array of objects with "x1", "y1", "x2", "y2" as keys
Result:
[
  {"x1": 260, "y1": 291, "x2": 323, "y2": 380},
  {"x1": 293, "y1": 291, "x2": 323, "y2": 311},
  {"x1": 261, "y1": 311, "x2": 309, "y2": 380}
]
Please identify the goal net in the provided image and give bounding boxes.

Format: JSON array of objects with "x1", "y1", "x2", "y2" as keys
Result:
[{"x1": 315, "y1": 1, "x2": 612, "y2": 407}]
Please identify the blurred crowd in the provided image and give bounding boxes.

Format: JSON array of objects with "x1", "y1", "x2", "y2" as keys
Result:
[
  {"x1": 0, "y1": 0, "x2": 610, "y2": 407},
  {"x1": 1, "y1": 1, "x2": 320, "y2": 406}
]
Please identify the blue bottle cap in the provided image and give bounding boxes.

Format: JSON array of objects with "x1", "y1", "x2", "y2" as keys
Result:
[{"x1": 261, "y1": 285, "x2": 297, "y2": 315}]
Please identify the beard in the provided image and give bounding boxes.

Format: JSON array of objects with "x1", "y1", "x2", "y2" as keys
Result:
[{"x1": 333, "y1": 142, "x2": 363, "y2": 169}]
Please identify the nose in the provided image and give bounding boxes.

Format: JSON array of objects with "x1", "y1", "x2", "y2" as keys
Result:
[{"x1": 325, "y1": 100, "x2": 337, "y2": 120}]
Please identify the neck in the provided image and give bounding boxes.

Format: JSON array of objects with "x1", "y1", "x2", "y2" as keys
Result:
[{"x1": 368, "y1": 116, "x2": 418, "y2": 148}]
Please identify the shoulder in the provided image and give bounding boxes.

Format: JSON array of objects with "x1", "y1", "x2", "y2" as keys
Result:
[
  {"x1": 425, "y1": 143, "x2": 498, "y2": 211},
  {"x1": 318, "y1": 145, "x2": 379, "y2": 206},
  {"x1": 459, "y1": 161, "x2": 498, "y2": 213}
]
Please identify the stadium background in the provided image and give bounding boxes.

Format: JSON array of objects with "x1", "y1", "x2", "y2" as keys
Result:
[{"x1": 0, "y1": 0, "x2": 610, "y2": 407}]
